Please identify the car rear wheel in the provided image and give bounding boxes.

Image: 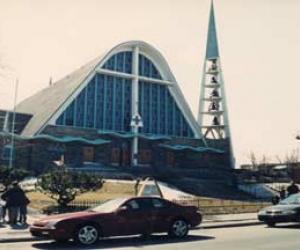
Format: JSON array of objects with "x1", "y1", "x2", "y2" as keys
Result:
[
  {"x1": 75, "y1": 224, "x2": 100, "y2": 245},
  {"x1": 168, "y1": 219, "x2": 189, "y2": 238}
]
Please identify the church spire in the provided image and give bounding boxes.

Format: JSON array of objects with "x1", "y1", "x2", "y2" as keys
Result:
[
  {"x1": 206, "y1": 0, "x2": 219, "y2": 59},
  {"x1": 197, "y1": 0, "x2": 234, "y2": 168}
]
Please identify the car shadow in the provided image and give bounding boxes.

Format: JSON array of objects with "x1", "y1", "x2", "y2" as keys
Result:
[
  {"x1": 32, "y1": 234, "x2": 215, "y2": 249},
  {"x1": 269, "y1": 223, "x2": 300, "y2": 229}
]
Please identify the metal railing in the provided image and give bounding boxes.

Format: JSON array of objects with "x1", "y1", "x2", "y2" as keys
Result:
[{"x1": 39, "y1": 198, "x2": 270, "y2": 215}]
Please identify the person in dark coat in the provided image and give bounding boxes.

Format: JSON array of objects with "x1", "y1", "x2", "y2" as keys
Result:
[
  {"x1": 19, "y1": 193, "x2": 30, "y2": 224},
  {"x1": 1, "y1": 181, "x2": 28, "y2": 225},
  {"x1": 287, "y1": 181, "x2": 299, "y2": 196},
  {"x1": 134, "y1": 178, "x2": 141, "y2": 196},
  {"x1": 279, "y1": 187, "x2": 286, "y2": 200}
]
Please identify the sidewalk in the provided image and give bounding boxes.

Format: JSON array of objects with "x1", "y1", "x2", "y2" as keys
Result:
[
  {"x1": 0, "y1": 212, "x2": 261, "y2": 243},
  {"x1": 0, "y1": 211, "x2": 42, "y2": 243},
  {"x1": 200, "y1": 213, "x2": 262, "y2": 229}
]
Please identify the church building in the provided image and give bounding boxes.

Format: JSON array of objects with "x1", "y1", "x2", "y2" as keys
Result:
[{"x1": 0, "y1": 2, "x2": 233, "y2": 178}]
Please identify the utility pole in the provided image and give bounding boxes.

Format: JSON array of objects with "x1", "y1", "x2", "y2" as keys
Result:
[{"x1": 9, "y1": 78, "x2": 18, "y2": 168}]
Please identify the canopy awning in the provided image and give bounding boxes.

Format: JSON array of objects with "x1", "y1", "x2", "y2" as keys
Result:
[
  {"x1": 159, "y1": 144, "x2": 224, "y2": 154},
  {"x1": 98, "y1": 130, "x2": 171, "y2": 140},
  {"x1": 0, "y1": 132, "x2": 110, "y2": 145}
]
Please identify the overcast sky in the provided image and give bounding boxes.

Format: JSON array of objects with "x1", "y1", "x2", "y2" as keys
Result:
[{"x1": 0, "y1": 0, "x2": 300, "y2": 165}]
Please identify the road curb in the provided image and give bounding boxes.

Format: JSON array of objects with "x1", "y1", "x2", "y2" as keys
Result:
[{"x1": 199, "y1": 221, "x2": 263, "y2": 229}]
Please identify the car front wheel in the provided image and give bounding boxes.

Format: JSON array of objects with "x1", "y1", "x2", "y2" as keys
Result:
[
  {"x1": 168, "y1": 219, "x2": 189, "y2": 238},
  {"x1": 267, "y1": 222, "x2": 276, "y2": 227},
  {"x1": 75, "y1": 224, "x2": 100, "y2": 245}
]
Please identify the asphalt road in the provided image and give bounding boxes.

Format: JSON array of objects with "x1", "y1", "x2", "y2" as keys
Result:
[{"x1": 1, "y1": 224, "x2": 300, "y2": 250}]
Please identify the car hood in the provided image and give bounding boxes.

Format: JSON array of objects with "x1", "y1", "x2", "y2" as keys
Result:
[
  {"x1": 263, "y1": 204, "x2": 300, "y2": 212},
  {"x1": 36, "y1": 211, "x2": 100, "y2": 223}
]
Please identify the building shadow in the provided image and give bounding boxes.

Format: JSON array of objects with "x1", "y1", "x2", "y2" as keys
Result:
[
  {"x1": 32, "y1": 234, "x2": 215, "y2": 249},
  {"x1": 9, "y1": 223, "x2": 29, "y2": 230}
]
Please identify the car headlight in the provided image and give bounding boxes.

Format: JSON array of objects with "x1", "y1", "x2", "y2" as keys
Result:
[
  {"x1": 281, "y1": 210, "x2": 297, "y2": 215},
  {"x1": 45, "y1": 220, "x2": 59, "y2": 229},
  {"x1": 258, "y1": 209, "x2": 267, "y2": 216}
]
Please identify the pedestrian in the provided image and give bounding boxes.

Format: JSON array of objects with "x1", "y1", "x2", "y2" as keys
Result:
[
  {"x1": 19, "y1": 193, "x2": 30, "y2": 224},
  {"x1": 1, "y1": 181, "x2": 27, "y2": 225},
  {"x1": 279, "y1": 187, "x2": 286, "y2": 200},
  {"x1": 0, "y1": 198, "x2": 4, "y2": 223},
  {"x1": 271, "y1": 195, "x2": 280, "y2": 205},
  {"x1": 287, "y1": 181, "x2": 299, "y2": 196},
  {"x1": 134, "y1": 178, "x2": 141, "y2": 196}
]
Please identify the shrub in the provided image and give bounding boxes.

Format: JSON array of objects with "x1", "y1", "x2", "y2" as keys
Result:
[{"x1": 37, "y1": 165, "x2": 104, "y2": 207}]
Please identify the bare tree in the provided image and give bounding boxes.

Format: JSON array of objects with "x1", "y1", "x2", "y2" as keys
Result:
[
  {"x1": 275, "y1": 155, "x2": 283, "y2": 164},
  {"x1": 260, "y1": 154, "x2": 269, "y2": 166},
  {"x1": 285, "y1": 148, "x2": 299, "y2": 164},
  {"x1": 248, "y1": 151, "x2": 258, "y2": 170}
]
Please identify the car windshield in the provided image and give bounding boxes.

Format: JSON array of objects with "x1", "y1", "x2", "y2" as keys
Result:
[
  {"x1": 89, "y1": 198, "x2": 128, "y2": 213},
  {"x1": 279, "y1": 194, "x2": 300, "y2": 205}
]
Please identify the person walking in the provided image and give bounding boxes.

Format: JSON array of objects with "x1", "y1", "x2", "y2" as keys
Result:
[{"x1": 287, "y1": 181, "x2": 299, "y2": 196}]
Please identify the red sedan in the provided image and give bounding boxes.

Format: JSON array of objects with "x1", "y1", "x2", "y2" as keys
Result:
[{"x1": 30, "y1": 196, "x2": 202, "y2": 245}]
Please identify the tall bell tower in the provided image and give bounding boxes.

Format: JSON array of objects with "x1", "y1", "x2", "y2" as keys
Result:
[{"x1": 197, "y1": 1, "x2": 234, "y2": 167}]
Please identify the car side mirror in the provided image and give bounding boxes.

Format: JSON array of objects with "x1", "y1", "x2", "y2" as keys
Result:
[{"x1": 117, "y1": 205, "x2": 129, "y2": 214}]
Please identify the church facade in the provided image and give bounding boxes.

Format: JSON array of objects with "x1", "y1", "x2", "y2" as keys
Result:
[{"x1": 0, "y1": 2, "x2": 233, "y2": 178}]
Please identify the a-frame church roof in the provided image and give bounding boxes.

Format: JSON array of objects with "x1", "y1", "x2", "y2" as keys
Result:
[
  {"x1": 16, "y1": 56, "x2": 102, "y2": 137},
  {"x1": 16, "y1": 41, "x2": 202, "y2": 139}
]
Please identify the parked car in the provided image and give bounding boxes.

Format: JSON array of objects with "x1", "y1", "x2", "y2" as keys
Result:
[
  {"x1": 19, "y1": 177, "x2": 38, "y2": 191},
  {"x1": 30, "y1": 196, "x2": 202, "y2": 245},
  {"x1": 258, "y1": 193, "x2": 300, "y2": 227}
]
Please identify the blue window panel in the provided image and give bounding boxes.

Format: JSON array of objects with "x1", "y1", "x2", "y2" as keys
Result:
[
  {"x1": 144, "y1": 57, "x2": 150, "y2": 77},
  {"x1": 65, "y1": 101, "x2": 75, "y2": 126},
  {"x1": 151, "y1": 64, "x2": 160, "y2": 79},
  {"x1": 166, "y1": 91, "x2": 173, "y2": 135},
  {"x1": 124, "y1": 52, "x2": 132, "y2": 74},
  {"x1": 55, "y1": 73, "x2": 132, "y2": 133},
  {"x1": 116, "y1": 53, "x2": 124, "y2": 72},
  {"x1": 114, "y1": 78, "x2": 123, "y2": 131},
  {"x1": 151, "y1": 84, "x2": 158, "y2": 134},
  {"x1": 175, "y1": 105, "x2": 181, "y2": 137},
  {"x1": 123, "y1": 79, "x2": 132, "y2": 131},
  {"x1": 102, "y1": 52, "x2": 132, "y2": 74},
  {"x1": 143, "y1": 82, "x2": 150, "y2": 133},
  {"x1": 75, "y1": 88, "x2": 86, "y2": 127},
  {"x1": 86, "y1": 78, "x2": 96, "y2": 128},
  {"x1": 96, "y1": 74, "x2": 104, "y2": 129},
  {"x1": 138, "y1": 54, "x2": 162, "y2": 79},
  {"x1": 138, "y1": 81, "x2": 194, "y2": 137},
  {"x1": 159, "y1": 86, "x2": 166, "y2": 134},
  {"x1": 56, "y1": 113, "x2": 64, "y2": 125},
  {"x1": 182, "y1": 119, "x2": 188, "y2": 137},
  {"x1": 105, "y1": 76, "x2": 113, "y2": 130}
]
